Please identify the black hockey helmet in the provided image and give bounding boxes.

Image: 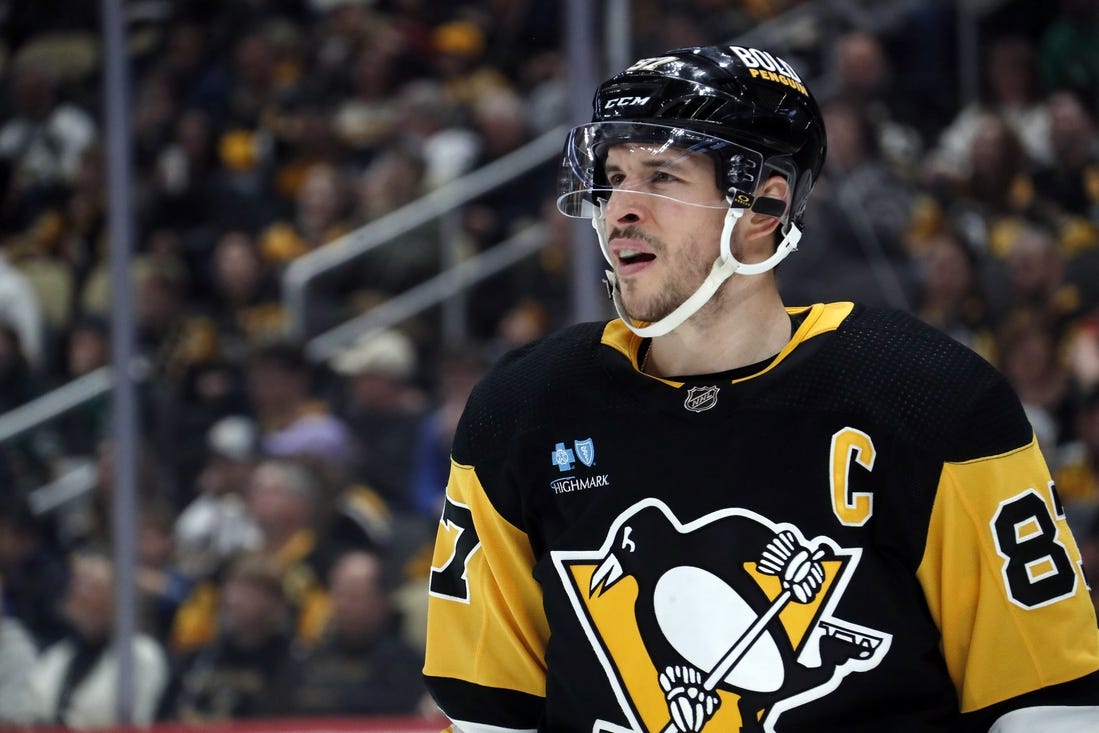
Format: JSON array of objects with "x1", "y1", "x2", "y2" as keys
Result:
[{"x1": 558, "y1": 44, "x2": 826, "y2": 227}]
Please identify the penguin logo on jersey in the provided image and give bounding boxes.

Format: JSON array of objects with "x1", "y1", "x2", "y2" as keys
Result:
[{"x1": 552, "y1": 499, "x2": 891, "y2": 733}]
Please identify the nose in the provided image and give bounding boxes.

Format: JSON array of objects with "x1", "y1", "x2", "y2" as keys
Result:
[{"x1": 603, "y1": 187, "x2": 647, "y2": 224}]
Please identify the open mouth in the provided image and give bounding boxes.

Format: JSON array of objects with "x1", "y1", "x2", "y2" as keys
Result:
[{"x1": 617, "y1": 249, "x2": 656, "y2": 266}]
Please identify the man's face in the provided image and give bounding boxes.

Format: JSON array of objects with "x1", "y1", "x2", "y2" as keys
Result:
[
  {"x1": 247, "y1": 462, "x2": 308, "y2": 533},
  {"x1": 602, "y1": 143, "x2": 728, "y2": 323},
  {"x1": 220, "y1": 575, "x2": 283, "y2": 636},
  {"x1": 62, "y1": 556, "x2": 114, "y2": 641},
  {"x1": 328, "y1": 553, "x2": 388, "y2": 644}
]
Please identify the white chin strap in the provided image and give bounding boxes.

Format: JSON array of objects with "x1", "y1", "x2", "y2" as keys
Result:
[{"x1": 592, "y1": 201, "x2": 802, "y2": 338}]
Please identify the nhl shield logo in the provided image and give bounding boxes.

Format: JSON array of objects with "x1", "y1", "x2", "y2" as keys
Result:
[
  {"x1": 684, "y1": 385, "x2": 720, "y2": 413},
  {"x1": 574, "y1": 438, "x2": 596, "y2": 467}
]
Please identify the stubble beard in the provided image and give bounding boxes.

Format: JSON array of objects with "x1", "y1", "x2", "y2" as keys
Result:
[{"x1": 618, "y1": 231, "x2": 717, "y2": 324}]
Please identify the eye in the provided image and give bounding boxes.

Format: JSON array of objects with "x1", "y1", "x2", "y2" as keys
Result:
[
  {"x1": 649, "y1": 170, "x2": 680, "y2": 184},
  {"x1": 607, "y1": 172, "x2": 626, "y2": 187},
  {"x1": 620, "y1": 527, "x2": 636, "y2": 553}
]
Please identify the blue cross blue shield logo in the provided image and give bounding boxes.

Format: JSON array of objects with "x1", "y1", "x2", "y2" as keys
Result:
[
  {"x1": 574, "y1": 438, "x2": 595, "y2": 467},
  {"x1": 552, "y1": 442, "x2": 576, "y2": 472}
]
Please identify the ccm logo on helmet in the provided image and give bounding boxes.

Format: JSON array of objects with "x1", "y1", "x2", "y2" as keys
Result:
[{"x1": 604, "y1": 96, "x2": 652, "y2": 111}]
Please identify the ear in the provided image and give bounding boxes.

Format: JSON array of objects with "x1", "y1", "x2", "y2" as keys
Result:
[{"x1": 744, "y1": 176, "x2": 790, "y2": 241}]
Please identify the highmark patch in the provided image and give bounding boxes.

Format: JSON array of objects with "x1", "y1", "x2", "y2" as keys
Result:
[{"x1": 551, "y1": 474, "x2": 611, "y2": 494}]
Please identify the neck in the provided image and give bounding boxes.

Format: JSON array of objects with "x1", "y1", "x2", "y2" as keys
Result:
[{"x1": 644, "y1": 278, "x2": 791, "y2": 377}]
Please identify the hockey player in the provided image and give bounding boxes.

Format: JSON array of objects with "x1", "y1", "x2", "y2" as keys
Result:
[{"x1": 422, "y1": 43, "x2": 1099, "y2": 732}]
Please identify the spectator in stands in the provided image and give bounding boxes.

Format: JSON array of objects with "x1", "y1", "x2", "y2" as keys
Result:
[
  {"x1": 926, "y1": 35, "x2": 1052, "y2": 182},
  {"x1": 517, "y1": 49, "x2": 568, "y2": 137},
  {"x1": 133, "y1": 69, "x2": 185, "y2": 195},
  {"x1": 1066, "y1": 308, "x2": 1099, "y2": 392},
  {"x1": 0, "y1": 57, "x2": 97, "y2": 202},
  {"x1": 152, "y1": 327, "x2": 254, "y2": 502},
  {"x1": 0, "y1": 243, "x2": 46, "y2": 370},
  {"x1": 246, "y1": 458, "x2": 336, "y2": 642},
  {"x1": 945, "y1": 115, "x2": 1038, "y2": 255},
  {"x1": 350, "y1": 144, "x2": 441, "y2": 298},
  {"x1": 246, "y1": 340, "x2": 352, "y2": 468},
  {"x1": 429, "y1": 19, "x2": 512, "y2": 110},
  {"x1": 55, "y1": 437, "x2": 170, "y2": 555},
  {"x1": 356, "y1": 145, "x2": 429, "y2": 226},
  {"x1": 779, "y1": 99, "x2": 919, "y2": 309},
  {"x1": 61, "y1": 144, "x2": 109, "y2": 308},
  {"x1": 169, "y1": 553, "x2": 294, "y2": 721},
  {"x1": 0, "y1": 577, "x2": 40, "y2": 726},
  {"x1": 1058, "y1": 384, "x2": 1099, "y2": 520},
  {"x1": 998, "y1": 312, "x2": 1075, "y2": 457},
  {"x1": 206, "y1": 230, "x2": 285, "y2": 361},
  {"x1": 5, "y1": 210, "x2": 76, "y2": 345},
  {"x1": 50, "y1": 316, "x2": 111, "y2": 458},
  {"x1": 470, "y1": 195, "x2": 576, "y2": 347},
  {"x1": 213, "y1": 120, "x2": 283, "y2": 229},
  {"x1": 999, "y1": 219, "x2": 1081, "y2": 332},
  {"x1": 266, "y1": 92, "x2": 348, "y2": 203},
  {"x1": 830, "y1": 29, "x2": 925, "y2": 173},
  {"x1": 393, "y1": 79, "x2": 480, "y2": 190},
  {"x1": 260, "y1": 162, "x2": 354, "y2": 267},
  {"x1": 174, "y1": 415, "x2": 262, "y2": 580},
  {"x1": 332, "y1": 42, "x2": 402, "y2": 163},
  {"x1": 0, "y1": 322, "x2": 48, "y2": 490},
  {"x1": 913, "y1": 227, "x2": 999, "y2": 363},
  {"x1": 146, "y1": 107, "x2": 222, "y2": 235},
  {"x1": 29, "y1": 552, "x2": 169, "y2": 727},
  {"x1": 410, "y1": 348, "x2": 489, "y2": 520},
  {"x1": 463, "y1": 87, "x2": 544, "y2": 247},
  {"x1": 133, "y1": 255, "x2": 195, "y2": 373},
  {"x1": 172, "y1": 449, "x2": 389, "y2": 653},
  {"x1": 1032, "y1": 89, "x2": 1099, "y2": 241},
  {"x1": 277, "y1": 550, "x2": 426, "y2": 716},
  {"x1": 155, "y1": 21, "x2": 230, "y2": 122},
  {"x1": 331, "y1": 328, "x2": 427, "y2": 511},
  {"x1": 472, "y1": 88, "x2": 538, "y2": 166},
  {"x1": 0, "y1": 320, "x2": 41, "y2": 413},
  {"x1": 136, "y1": 500, "x2": 197, "y2": 644},
  {"x1": 0, "y1": 493, "x2": 69, "y2": 649},
  {"x1": 225, "y1": 29, "x2": 290, "y2": 129}
]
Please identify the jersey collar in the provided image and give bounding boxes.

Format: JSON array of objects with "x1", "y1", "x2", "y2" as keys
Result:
[{"x1": 599, "y1": 301, "x2": 855, "y2": 387}]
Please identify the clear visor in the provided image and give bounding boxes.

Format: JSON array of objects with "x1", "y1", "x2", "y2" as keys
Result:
[{"x1": 556, "y1": 121, "x2": 765, "y2": 219}]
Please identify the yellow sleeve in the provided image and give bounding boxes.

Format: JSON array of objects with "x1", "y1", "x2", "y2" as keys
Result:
[
  {"x1": 423, "y1": 458, "x2": 549, "y2": 699},
  {"x1": 916, "y1": 436, "x2": 1099, "y2": 712}
]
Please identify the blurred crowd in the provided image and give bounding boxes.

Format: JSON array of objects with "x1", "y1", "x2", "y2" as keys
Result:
[{"x1": 2, "y1": 0, "x2": 1099, "y2": 727}]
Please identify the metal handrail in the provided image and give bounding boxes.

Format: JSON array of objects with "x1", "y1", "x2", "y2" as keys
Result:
[
  {"x1": 0, "y1": 358, "x2": 148, "y2": 445},
  {"x1": 283, "y1": 125, "x2": 568, "y2": 340},
  {"x1": 28, "y1": 460, "x2": 98, "y2": 515},
  {"x1": 305, "y1": 222, "x2": 547, "y2": 362}
]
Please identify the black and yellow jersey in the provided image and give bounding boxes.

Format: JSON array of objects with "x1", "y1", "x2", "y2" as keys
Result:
[{"x1": 423, "y1": 303, "x2": 1099, "y2": 733}]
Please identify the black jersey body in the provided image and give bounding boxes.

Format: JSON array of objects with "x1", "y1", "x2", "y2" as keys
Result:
[{"x1": 424, "y1": 303, "x2": 1099, "y2": 733}]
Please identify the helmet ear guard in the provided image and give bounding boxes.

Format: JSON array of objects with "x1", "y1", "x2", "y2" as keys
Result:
[{"x1": 750, "y1": 196, "x2": 787, "y2": 218}]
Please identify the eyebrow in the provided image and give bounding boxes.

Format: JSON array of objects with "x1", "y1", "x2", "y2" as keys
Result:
[{"x1": 604, "y1": 151, "x2": 698, "y2": 175}]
